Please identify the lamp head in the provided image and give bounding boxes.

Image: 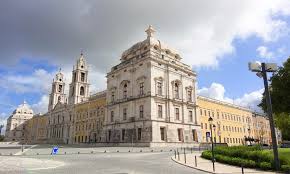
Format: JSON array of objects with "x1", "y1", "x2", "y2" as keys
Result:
[
  {"x1": 265, "y1": 63, "x2": 278, "y2": 72},
  {"x1": 248, "y1": 62, "x2": 261, "y2": 72},
  {"x1": 208, "y1": 117, "x2": 213, "y2": 123}
]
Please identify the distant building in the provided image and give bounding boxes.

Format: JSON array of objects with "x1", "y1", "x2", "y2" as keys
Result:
[
  {"x1": 5, "y1": 101, "x2": 34, "y2": 141},
  {"x1": 252, "y1": 112, "x2": 271, "y2": 145},
  {"x1": 24, "y1": 113, "x2": 48, "y2": 144}
]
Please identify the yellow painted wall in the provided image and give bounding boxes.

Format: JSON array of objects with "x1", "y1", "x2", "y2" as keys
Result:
[
  {"x1": 73, "y1": 97, "x2": 106, "y2": 143},
  {"x1": 197, "y1": 96, "x2": 253, "y2": 146}
]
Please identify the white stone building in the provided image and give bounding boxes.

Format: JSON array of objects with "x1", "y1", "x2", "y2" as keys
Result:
[
  {"x1": 103, "y1": 26, "x2": 201, "y2": 147},
  {"x1": 47, "y1": 53, "x2": 90, "y2": 144},
  {"x1": 5, "y1": 101, "x2": 34, "y2": 142}
]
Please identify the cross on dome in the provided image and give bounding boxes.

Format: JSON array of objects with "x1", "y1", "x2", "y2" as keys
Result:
[{"x1": 145, "y1": 25, "x2": 156, "y2": 38}]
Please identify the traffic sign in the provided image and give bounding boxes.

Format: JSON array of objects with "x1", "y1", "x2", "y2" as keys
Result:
[{"x1": 52, "y1": 146, "x2": 59, "y2": 155}]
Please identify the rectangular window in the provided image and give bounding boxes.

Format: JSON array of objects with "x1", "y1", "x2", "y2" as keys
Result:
[
  {"x1": 158, "y1": 105, "x2": 162, "y2": 118},
  {"x1": 58, "y1": 85, "x2": 63, "y2": 92},
  {"x1": 175, "y1": 108, "x2": 180, "y2": 120},
  {"x1": 187, "y1": 90, "x2": 192, "y2": 101},
  {"x1": 122, "y1": 129, "x2": 125, "y2": 141},
  {"x1": 137, "y1": 128, "x2": 142, "y2": 140},
  {"x1": 174, "y1": 83, "x2": 179, "y2": 99},
  {"x1": 189, "y1": 111, "x2": 193, "y2": 122},
  {"x1": 111, "y1": 91, "x2": 115, "y2": 102},
  {"x1": 157, "y1": 82, "x2": 162, "y2": 95},
  {"x1": 139, "y1": 105, "x2": 144, "y2": 118},
  {"x1": 111, "y1": 111, "x2": 114, "y2": 122},
  {"x1": 201, "y1": 123, "x2": 203, "y2": 129},
  {"x1": 123, "y1": 84, "x2": 128, "y2": 99},
  {"x1": 200, "y1": 109, "x2": 202, "y2": 116},
  {"x1": 108, "y1": 130, "x2": 111, "y2": 141},
  {"x1": 205, "y1": 123, "x2": 207, "y2": 129},
  {"x1": 178, "y1": 129, "x2": 183, "y2": 141},
  {"x1": 139, "y1": 82, "x2": 144, "y2": 95},
  {"x1": 123, "y1": 108, "x2": 127, "y2": 120},
  {"x1": 81, "y1": 72, "x2": 85, "y2": 82},
  {"x1": 192, "y1": 129, "x2": 197, "y2": 141},
  {"x1": 160, "y1": 127, "x2": 165, "y2": 141}
]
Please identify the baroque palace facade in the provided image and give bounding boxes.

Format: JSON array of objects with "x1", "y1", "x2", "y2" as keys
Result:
[{"x1": 5, "y1": 26, "x2": 279, "y2": 146}]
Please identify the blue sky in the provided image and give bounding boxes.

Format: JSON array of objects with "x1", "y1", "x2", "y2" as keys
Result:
[
  {"x1": 198, "y1": 35, "x2": 289, "y2": 97},
  {"x1": 1, "y1": 0, "x2": 290, "y2": 132}
]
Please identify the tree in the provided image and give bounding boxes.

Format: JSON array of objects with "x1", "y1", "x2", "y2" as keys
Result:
[{"x1": 259, "y1": 57, "x2": 290, "y2": 140}]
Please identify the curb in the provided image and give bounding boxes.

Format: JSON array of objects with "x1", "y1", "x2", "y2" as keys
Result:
[{"x1": 171, "y1": 156, "x2": 215, "y2": 174}]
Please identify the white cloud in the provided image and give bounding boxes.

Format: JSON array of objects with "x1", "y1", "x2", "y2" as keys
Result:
[
  {"x1": 256, "y1": 46, "x2": 275, "y2": 59},
  {"x1": 198, "y1": 82, "x2": 263, "y2": 111},
  {"x1": 198, "y1": 83, "x2": 233, "y2": 102},
  {"x1": 0, "y1": 0, "x2": 289, "y2": 69},
  {"x1": 31, "y1": 95, "x2": 49, "y2": 114},
  {"x1": 0, "y1": 69, "x2": 54, "y2": 94},
  {"x1": 234, "y1": 89, "x2": 264, "y2": 111}
]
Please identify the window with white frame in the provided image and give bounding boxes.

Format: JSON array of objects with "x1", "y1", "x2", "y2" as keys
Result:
[
  {"x1": 111, "y1": 91, "x2": 115, "y2": 102},
  {"x1": 187, "y1": 90, "x2": 192, "y2": 101},
  {"x1": 123, "y1": 108, "x2": 127, "y2": 120},
  {"x1": 175, "y1": 108, "x2": 180, "y2": 120},
  {"x1": 189, "y1": 110, "x2": 193, "y2": 122},
  {"x1": 110, "y1": 111, "x2": 114, "y2": 122},
  {"x1": 123, "y1": 83, "x2": 128, "y2": 99},
  {"x1": 157, "y1": 82, "x2": 162, "y2": 95},
  {"x1": 158, "y1": 105, "x2": 162, "y2": 118},
  {"x1": 139, "y1": 105, "x2": 144, "y2": 118},
  {"x1": 174, "y1": 83, "x2": 179, "y2": 99},
  {"x1": 139, "y1": 82, "x2": 144, "y2": 95}
]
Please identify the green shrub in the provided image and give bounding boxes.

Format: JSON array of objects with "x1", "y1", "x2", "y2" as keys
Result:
[
  {"x1": 201, "y1": 146, "x2": 290, "y2": 172},
  {"x1": 281, "y1": 165, "x2": 290, "y2": 172},
  {"x1": 241, "y1": 159, "x2": 256, "y2": 168},
  {"x1": 201, "y1": 151, "x2": 212, "y2": 159},
  {"x1": 259, "y1": 162, "x2": 272, "y2": 170}
]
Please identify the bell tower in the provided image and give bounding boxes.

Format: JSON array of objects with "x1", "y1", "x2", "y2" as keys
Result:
[
  {"x1": 48, "y1": 69, "x2": 66, "y2": 111},
  {"x1": 68, "y1": 52, "x2": 90, "y2": 105}
]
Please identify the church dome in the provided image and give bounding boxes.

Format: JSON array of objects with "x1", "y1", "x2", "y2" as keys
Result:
[{"x1": 12, "y1": 101, "x2": 34, "y2": 115}]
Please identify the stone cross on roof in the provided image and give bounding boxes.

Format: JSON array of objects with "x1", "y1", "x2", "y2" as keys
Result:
[{"x1": 145, "y1": 25, "x2": 156, "y2": 38}]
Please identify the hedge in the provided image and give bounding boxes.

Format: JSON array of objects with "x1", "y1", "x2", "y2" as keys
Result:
[{"x1": 201, "y1": 145, "x2": 290, "y2": 172}]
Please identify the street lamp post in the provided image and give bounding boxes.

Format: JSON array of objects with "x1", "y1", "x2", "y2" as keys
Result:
[
  {"x1": 208, "y1": 117, "x2": 215, "y2": 172},
  {"x1": 248, "y1": 62, "x2": 280, "y2": 170},
  {"x1": 213, "y1": 124, "x2": 216, "y2": 144}
]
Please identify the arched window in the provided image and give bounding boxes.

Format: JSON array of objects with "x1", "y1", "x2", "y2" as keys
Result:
[
  {"x1": 174, "y1": 82, "x2": 179, "y2": 99},
  {"x1": 58, "y1": 85, "x2": 62, "y2": 93},
  {"x1": 80, "y1": 86, "x2": 85, "y2": 96},
  {"x1": 123, "y1": 84, "x2": 127, "y2": 99}
]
